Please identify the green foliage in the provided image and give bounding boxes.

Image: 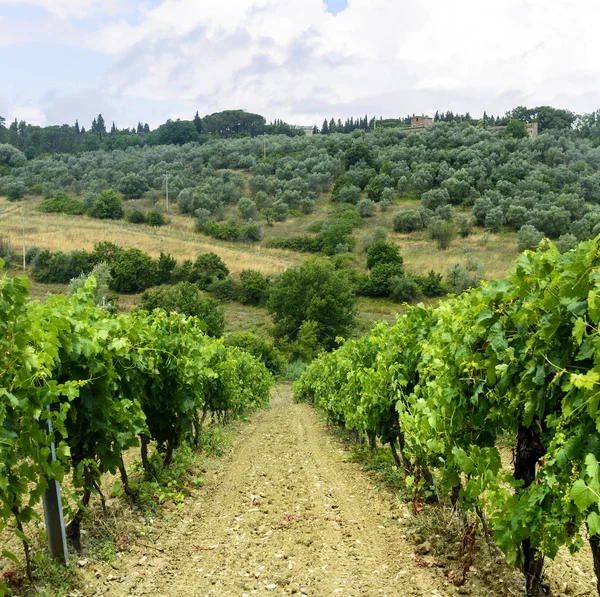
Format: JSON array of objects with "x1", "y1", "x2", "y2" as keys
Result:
[
  {"x1": 268, "y1": 256, "x2": 356, "y2": 349},
  {"x1": 393, "y1": 209, "x2": 423, "y2": 233},
  {"x1": 38, "y1": 192, "x2": 86, "y2": 215},
  {"x1": 0, "y1": 267, "x2": 272, "y2": 585},
  {"x1": 32, "y1": 249, "x2": 94, "y2": 284},
  {"x1": 239, "y1": 269, "x2": 271, "y2": 305},
  {"x1": 506, "y1": 118, "x2": 528, "y2": 138},
  {"x1": 366, "y1": 240, "x2": 403, "y2": 270},
  {"x1": 428, "y1": 219, "x2": 456, "y2": 250},
  {"x1": 118, "y1": 173, "x2": 148, "y2": 199},
  {"x1": 446, "y1": 257, "x2": 484, "y2": 294},
  {"x1": 140, "y1": 282, "x2": 224, "y2": 337},
  {"x1": 199, "y1": 219, "x2": 263, "y2": 242},
  {"x1": 292, "y1": 237, "x2": 600, "y2": 592},
  {"x1": 127, "y1": 208, "x2": 146, "y2": 224},
  {"x1": 88, "y1": 189, "x2": 124, "y2": 220},
  {"x1": 388, "y1": 275, "x2": 420, "y2": 303},
  {"x1": 356, "y1": 198, "x2": 376, "y2": 217},
  {"x1": 192, "y1": 252, "x2": 229, "y2": 289},
  {"x1": 224, "y1": 332, "x2": 286, "y2": 375},
  {"x1": 363, "y1": 262, "x2": 404, "y2": 297},
  {"x1": 146, "y1": 208, "x2": 166, "y2": 227},
  {"x1": 67, "y1": 262, "x2": 115, "y2": 311},
  {"x1": 111, "y1": 248, "x2": 157, "y2": 293},
  {"x1": 518, "y1": 224, "x2": 544, "y2": 252}
]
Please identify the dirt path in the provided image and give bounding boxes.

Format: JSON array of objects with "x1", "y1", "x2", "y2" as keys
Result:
[{"x1": 85, "y1": 385, "x2": 450, "y2": 597}]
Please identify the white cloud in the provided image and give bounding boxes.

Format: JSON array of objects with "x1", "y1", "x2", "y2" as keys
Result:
[{"x1": 3, "y1": 0, "x2": 600, "y2": 126}]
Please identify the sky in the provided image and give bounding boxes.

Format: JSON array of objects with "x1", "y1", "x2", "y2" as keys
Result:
[{"x1": 0, "y1": 0, "x2": 598, "y2": 129}]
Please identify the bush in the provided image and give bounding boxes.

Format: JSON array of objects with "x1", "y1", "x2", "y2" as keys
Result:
[
  {"x1": 192, "y1": 252, "x2": 230, "y2": 289},
  {"x1": 31, "y1": 249, "x2": 94, "y2": 284},
  {"x1": 199, "y1": 220, "x2": 263, "y2": 242},
  {"x1": 127, "y1": 209, "x2": 146, "y2": 224},
  {"x1": 421, "y1": 188, "x2": 450, "y2": 211},
  {"x1": 366, "y1": 240, "x2": 403, "y2": 270},
  {"x1": 238, "y1": 197, "x2": 257, "y2": 220},
  {"x1": 3, "y1": 180, "x2": 27, "y2": 202},
  {"x1": 25, "y1": 245, "x2": 40, "y2": 265},
  {"x1": 413, "y1": 270, "x2": 447, "y2": 297},
  {"x1": 206, "y1": 275, "x2": 243, "y2": 302},
  {"x1": 556, "y1": 233, "x2": 578, "y2": 254},
  {"x1": 239, "y1": 269, "x2": 271, "y2": 305},
  {"x1": 146, "y1": 209, "x2": 166, "y2": 227},
  {"x1": 267, "y1": 236, "x2": 322, "y2": 253},
  {"x1": 389, "y1": 275, "x2": 421, "y2": 303},
  {"x1": 156, "y1": 252, "x2": 177, "y2": 284},
  {"x1": 446, "y1": 258, "x2": 484, "y2": 294},
  {"x1": 224, "y1": 332, "x2": 286, "y2": 375},
  {"x1": 89, "y1": 189, "x2": 124, "y2": 220},
  {"x1": 67, "y1": 262, "x2": 116, "y2": 311},
  {"x1": 140, "y1": 282, "x2": 224, "y2": 337},
  {"x1": 361, "y1": 228, "x2": 387, "y2": 252},
  {"x1": 118, "y1": 173, "x2": 148, "y2": 199},
  {"x1": 485, "y1": 207, "x2": 505, "y2": 231},
  {"x1": 29, "y1": 184, "x2": 44, "y2": 195},
  {"x1": 356, "y1": 199, "x2": 376, "y2": 218},
  {"x1": 282, "y1": 361, "x2": 308, "y2": 382},
  {"x1": 337, "y1": 185, "x2": 361, "y2": 205},
  {"x1": 393, "y1": 210, "x2": 423, "y2": 233},
  {"x1": 38, "y1": 192, "x2": 86, "y2": 215},
  {"x1": 268, "y1": 257, "x2": 355, "y2": 349},
  {"x1": 518, "y1": 224, "x2": 544, "y2": 252},
  {"x1": 429, "y1": 219, "x2": 456, "y2": 250},
  {"x1": 455, "y1": 214, "x2": 472, "y2": 237},
  {"x1": 111, "y1": 248, "x2": 157, "y2": 293},
  {"x1": 363, "y1": 262, "x2": 403, "y2": 297}
]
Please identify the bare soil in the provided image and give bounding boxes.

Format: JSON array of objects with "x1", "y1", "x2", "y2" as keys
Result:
[{"x1": 73, "y1": 386, "x2": 596, "y2": 597}]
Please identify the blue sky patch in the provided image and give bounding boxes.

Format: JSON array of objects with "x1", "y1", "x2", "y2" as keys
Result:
[{"x1": 324, "y1": 0, "x2": 348, "y2": 16}]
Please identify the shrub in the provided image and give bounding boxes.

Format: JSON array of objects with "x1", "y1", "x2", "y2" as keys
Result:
[
  {"x1": 89, "y1": 189, "x2": 124, "y2": 220},
  {"x1": 393, "y1": 210, "x2": 422, "y2": 233},
  {"x1": 429, "y1": 219, "x2": 456, "y2": 250},
  {"x1": 25, "y1": 245, "x2": 41, "y2": 264},
  {"x1": 91, "y1": 241, "x2": 122, "y2": 266},
  {"x1": 421, "y1": 188, "x2": 450, "y2": 211},
  {"x1": 3, "y1": 180, "x2": 27, "y2": 202},
  {"x1": 337, "y1": 185, "x2": 361, "y2": 205},
  {"x1": 356, "y1": 199, "x2": 376, "y2": 218},
  {"x1": 38, "y1": 192, "x2": 86, "y2": 215},
  {"x1": 413, "y1": 270, "x2": 447, "y2": 297},
  {"x1": 224, "y1": 332, "x2": 286, "y2": 375},
  {"x1": 140, "y1": 282, "x2": 224, "y2": 337},
  {"x1": 455, "y1": 214, "x2": 473, "y2": 238},
  {"x1": 127, "y1": 209, "x2": 146, "y2": 224},
  {"x1": 31, "y1": 249, "x2": 94, "y2": 284},
  {"x1": 282, "y1": 361, "x2": 308, "y2": 382},
  {"x1": 363, "y1": 263, "x2": 403, "y2": 297},
  {"x1": 111, "y1": 248, "x2": 157, "y2": 293},
  {"x1": 118, "y1": 173, "x2": 148, "y2": 199},
  {"x1": 268, "y1": 257, "x2": 355, "y2": 349},
  {"x1": 192, "y1": 252, "x2": 230, "y2": 289},
  {"x1": 267, "y1": 236, "x2": 322, "y2": 253},
  {"x1": 389, "y1": 275, "x2": 421, "y2": 303},
  {"x1": 238, "y1": 197, "x2": 257, "y2": 220},
  {"x1": 146, "y1": 209, "x2": 166, "y2": 226},
  {"x1": 556, "y1": 233, "x2": 578, "y2": 254},
  {"x1": 518, "y1": 224, "x2": 544, "y2": 252},
  {"x1": 446, "y1": 258, "x2": 484, "y2": 295},
  {"x1": 366, "y1": 240, "x2": 403, "y2": 270},
  {"x1": 156, "y1": 252, "x2": 177, "y2": 284},
  {"x1": 68, "y1": 262, "x2": 116, "y2": 311},
  {"x1": 206, "y1": 275, "x2": 243, "y2": 301},
  {"x1": 199, "y1": 220, "x2": 263, "y2": 242},
  {"x1": 29, "y1": 184, "x2": 44, "y2": 195},
  {"x1": 239, "y1": 269, "x2": 271, "y2": 305},
  {"x1": 361, "y1": 228, "x2": 387, "y2": 252},
  {"x1": 485, "y1": 207, "x2": 505, "y2": 231}
]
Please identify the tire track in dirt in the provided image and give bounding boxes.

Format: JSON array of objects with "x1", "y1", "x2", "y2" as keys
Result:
[{"x1": 84, "y1": 386, "x2": 445, "y2": 597}]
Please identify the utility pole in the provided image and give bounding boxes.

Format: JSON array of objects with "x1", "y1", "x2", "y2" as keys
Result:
[
  {"x1": 20, "y1": 206, "x2": 26, "y2": 270},
  {"x1": 164, "y1": 172, "x2": 170, "y2": 213}
]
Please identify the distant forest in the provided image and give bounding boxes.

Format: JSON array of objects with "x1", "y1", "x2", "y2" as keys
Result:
[{"x1": 2, "y1": 105, "x2": 600, "y2": 161}]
